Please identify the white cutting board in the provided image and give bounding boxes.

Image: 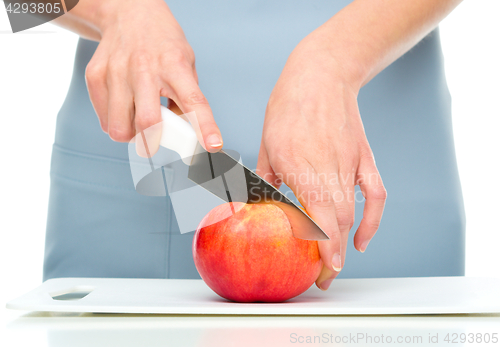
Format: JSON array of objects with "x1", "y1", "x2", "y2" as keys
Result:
[{"x1": 6, "y1": 276, "x2": 500, "y2": 315}]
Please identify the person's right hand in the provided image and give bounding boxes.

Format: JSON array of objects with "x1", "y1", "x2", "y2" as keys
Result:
[{"x1": 85, "y1": 0, "x2": 223, "y2": 152}]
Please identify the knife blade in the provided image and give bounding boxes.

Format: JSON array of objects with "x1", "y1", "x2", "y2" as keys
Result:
[
  {"x1": 128, "y1": 106, "x2": 330, "y2": 241},
  {"x1": 187, "y1": 144, "x2": 330, "y2": 241}
]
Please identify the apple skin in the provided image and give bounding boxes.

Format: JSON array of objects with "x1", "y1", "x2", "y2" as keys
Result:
[{"x1": 192, "y1": 202, "x2": 322, "y2": 303}]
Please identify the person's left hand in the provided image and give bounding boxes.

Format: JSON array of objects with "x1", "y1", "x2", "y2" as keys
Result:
[{"x1": 256, "y1": 30, "x2": 387, "y2": 291}]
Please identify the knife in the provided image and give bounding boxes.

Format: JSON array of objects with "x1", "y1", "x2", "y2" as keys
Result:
[{"x1": 128, "y1": 106, "x2": 330, "y2": 241}]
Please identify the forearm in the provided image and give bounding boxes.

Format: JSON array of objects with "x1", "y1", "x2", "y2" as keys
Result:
[
  {"x1": 48, "y1": 0, "x2": 109, "y2": 41},
  {"x1": 52, "y1": 0, "x2": 168, "y2": 42},
  {"x1": 312, "y1": 0, "x2": 462, "y2": 88}
]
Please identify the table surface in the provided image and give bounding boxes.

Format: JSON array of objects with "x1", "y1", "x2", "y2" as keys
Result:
[{"x1": 2, "y1": 308, "x2": 500, "y2": 347}]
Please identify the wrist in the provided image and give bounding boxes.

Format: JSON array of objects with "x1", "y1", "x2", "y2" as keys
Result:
[
  {"x1": 94, "y1": 0, "x2": 130, "y2": 33},
  {"x1": 294, "y1": 34, "x2": 366, "y2": 93},
  {"x1": 94, "y1": 0, "x2": 164, "y2": 34},
  {"x1": 58, "y1": 0, "x2": 119, "y2": 37}
]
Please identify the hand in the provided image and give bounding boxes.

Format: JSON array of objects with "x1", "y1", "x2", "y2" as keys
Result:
[
  {"x1": 256, "y1": 30, "x2": 387, "y2": 291},
  {"x1": 84, "y1": 0, "x2": 223, "y2": 153}
]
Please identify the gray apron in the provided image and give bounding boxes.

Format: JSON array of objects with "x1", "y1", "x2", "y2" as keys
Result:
[{"x1": 43, "y1": 0, "x2": 465, "y2": 281}]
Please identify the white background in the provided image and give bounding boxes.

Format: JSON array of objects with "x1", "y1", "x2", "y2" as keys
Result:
[{"x1": 0, "y1": 0, "x2": 499, "y2": 325}]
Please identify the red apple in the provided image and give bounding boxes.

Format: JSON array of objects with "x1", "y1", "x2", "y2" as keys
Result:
[{"x1": 192, "y1": 202, "x2": 322, "y2": 303}]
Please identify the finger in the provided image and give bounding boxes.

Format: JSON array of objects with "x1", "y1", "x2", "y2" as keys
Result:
[
  {"x1": 339, "y1": 170, "x2": 356, "y2": 256},
  {"x1": 107, "y1": 66, "x2": 135, "y2": 142},
  {"x1": 167, "y1": 76, "x2": 222, "y2": 153},
  {"x1": 285, "y1": 153, "x2": 355, "y2": 290},
  {"x1": 353, "y1": 158, "x2": 387, "y2": 253},
  {"x1": 132, "y1": 72, "x2": 162, "y2": 157},
  {"x1": 256, "y1": 140, "x2": 282, "y2": 188},
  {"x1": 315, "y1": 173, "x2": 353, "y2": 290},
  {"x1": 85, "y1": 57, "x2": 109, "y2": 133},
  {"x1": 315, "y1": 219, "x2": 351, "y2": 290},
  {"x1": 315, "y1": 264, "x2": 336, "y2": 291},
  {"x1": 276, "y1": 158, "x2": 343, "y2": 281},
  {"x1": 192, "y1": 64, "x2": 199, "y2": 84}
]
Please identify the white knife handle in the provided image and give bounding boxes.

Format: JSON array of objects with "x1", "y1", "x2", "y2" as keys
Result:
[{"x1": 159, "y1": 106, "x2": 199, "y2": 163}]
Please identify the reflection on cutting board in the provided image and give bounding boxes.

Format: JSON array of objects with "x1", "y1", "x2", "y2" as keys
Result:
[{"x1": 6, "y1": 312, "x2": 500, "y2": 347}]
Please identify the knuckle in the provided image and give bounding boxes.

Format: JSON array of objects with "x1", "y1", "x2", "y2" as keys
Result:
[
  {"x1": 366, "y1": 219, "x2": 381, "y2": 231},
  {"x1": 107, "y1": 58, "x2": 127, "y2": 75},
  {"x1": 180, "y1": 91, "x2": 208, "y2": 106},
  {"x1": 185, "y1": 46, "x2": 195, "y2": 63},
  {"x1": 108, "y1": 125, "x2": 132, "y2": 142},
  {"x1": 359, "y1": 142, "x2": 375, "y2": 161},
  {"x1": 335, "y1": 208, "x2": 353, "y2": 230},
  {"x1": 305, "y1": 186, "x2": 335, "y2": 208},
  {"x1": 135, "y1": 114, "x2": 160, "y2": 132},
  {"x1": 369, "y1": 185, "x2": 388, "y2": 201},
  {"x1": 130, "y1": 51, "x2": 153, "y2": 73},
  {"x1": 271, "y1": 147, "x2": 301, "y2": 171},
  {"x1": 161, "y1": 49, "x2": 191, "y2": 69},
  {"x1": 85, "y1": 62, "x2": 106, "y2": 84}
]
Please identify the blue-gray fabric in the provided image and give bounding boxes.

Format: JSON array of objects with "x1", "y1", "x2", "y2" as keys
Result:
[{"x1": 42, "y1": 0, "x2": 465, "y2": 281}]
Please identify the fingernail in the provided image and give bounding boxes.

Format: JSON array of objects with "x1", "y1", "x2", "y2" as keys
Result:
[
  {"x1": 206, "y1": 134, "x2": 223, "y2": 148},
  {"x1": 320, "y1": 278, "x2": 333, "y2": 291},
  {"x1": 360, "y1": 240, "x2": 370, "y2": 253},
  {"x1": 332, "y1": 253, "x2": 342, "y2": 272}
]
